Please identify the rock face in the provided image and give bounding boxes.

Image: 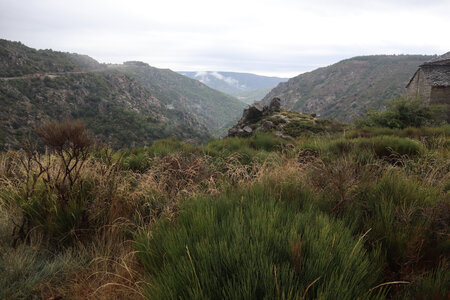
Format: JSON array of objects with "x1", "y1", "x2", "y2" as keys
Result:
[
  {"x1": 269, "y1": 97, "x2": 281, "y2": 114},
  {"x1": 228, "y1": 98, "x2": 282, "y2": 137},
  {"x1": 226, "y1": 97, "x2": 346, "y2": 139}
]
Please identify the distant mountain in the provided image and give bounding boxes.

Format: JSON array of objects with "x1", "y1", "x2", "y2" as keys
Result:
[
  {"x1": 179, "y1": 71, "x2": 288, "y2": 104},
  {"x1": 0, "y1": 39, "x2": 101, "y2": 76},
  {"x1": 261, "y1": 55, "x2": 434, "y2": 121},
  {"x1": 117, "y1": 63, "x2": 246, "y2": 136},
  {"x1": 0, "y1": 40, "x2": 245, "y2": 149}
]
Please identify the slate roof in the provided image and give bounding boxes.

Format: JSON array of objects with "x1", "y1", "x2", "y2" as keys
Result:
[
  {"x1": 421, "y1": 65, "x2": 450, "y2": 87},
  {"x1": 407, "y1": 51, "x2": 450, "y2": 87},
  {"x1": 422, "y1": 51, "x2": 450, "y2": 66}
]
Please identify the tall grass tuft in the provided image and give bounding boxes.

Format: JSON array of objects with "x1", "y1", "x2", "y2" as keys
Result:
[{"x1": 135, "y1": 183, "x2": 385, "y2": 299}]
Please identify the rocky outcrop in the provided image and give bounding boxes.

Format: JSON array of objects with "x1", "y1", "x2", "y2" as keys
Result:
[
  {"x1": 226, "y1": 97, "x2": 344, "y2": 139},
  {"x1": 227, "y1": 97, "x2": 282, "y2": 137}
]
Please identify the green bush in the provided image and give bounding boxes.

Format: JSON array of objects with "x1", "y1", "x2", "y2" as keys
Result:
[
  {"x1": 148, "y1": 138, "x2": 199, "y2": 157},
  {"x1": 283, "y1": 120, "x2": 326, "y2": 137},
  {"x1": 119, "y1": 138, "x2": 201, "y2": 172},
  {"x1": 135, "y1": 183, "x2": 384, "y2": 299},
  {"x1": 349, "y1": 172, "x2": 447, "y2": 274},
  {"x1": 249, "y1": 132, "x2": 285, "y2": 152},
  {"x1": 299, "y1": 136, "x2": 422, "y2": 161},
  {"x1": 204, "y1": 134, "x2": 284, "y2": 166},
  {"x1": 356, "y1": 97, "x2": 443, "y2": 129},
  {"x1": 14, "y1": 178, "x2": 96, "y2": 244},
  {"x1": 355, "y1": 136, "x2": 423, "y2": 158},
  {"x1": 0, "y1": 245, "x2": 83, "y2": 299},
  {"x1": 401, "y1": 261, "x2": 450, "y2": 299}
]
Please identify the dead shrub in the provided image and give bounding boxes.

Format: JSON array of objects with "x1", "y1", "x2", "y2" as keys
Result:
[{"x1": 305, "y1": 157, "x2": 381, "y2": 214}]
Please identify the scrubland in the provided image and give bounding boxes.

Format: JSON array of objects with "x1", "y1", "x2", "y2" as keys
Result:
[{"x1": 0, "y1": 121, "x2": 448, "y2": 299}]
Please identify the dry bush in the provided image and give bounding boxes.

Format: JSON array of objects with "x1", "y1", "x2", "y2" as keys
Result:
[
  {"x1": 304, "y1": 157, "x2": 382, "y2": 213},
  {"x1": 220, "y1": 152, "x2": 287, "y2": 187},
  {"x1": 33, "y1": 120, "x2": 94, "y2": 200},
  {"x1": 36, "y1": 228, "x2": 145, "y2": 300},
  {"x1": 148, "y1": 153, "x2": 217, "y2": 198},
  {"x1": 397, "y1": 152, "x2": 450, "y2": 187}
]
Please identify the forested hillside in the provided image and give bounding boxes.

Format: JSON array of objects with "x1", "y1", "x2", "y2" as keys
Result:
[
  {"x1": 262, "y1": 55, "x2": 434, "y2": 121},
  {"x1": 0, "y1": 41, "x2": 246, "y2": 149}
]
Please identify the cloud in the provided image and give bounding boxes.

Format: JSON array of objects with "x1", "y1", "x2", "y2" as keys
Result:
[{"x1": 0, "y1": 0, "x2": 449, "y2": 77}]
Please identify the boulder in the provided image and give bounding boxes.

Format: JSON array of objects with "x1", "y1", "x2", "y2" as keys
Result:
[
  {"x1": 227, "y1": 98, "x2": 283, "y2": 138},
  {"x1": 261, "y1": 120, "x2": 274, "y2": 131},
  {"x1": 244, "y1": 103, "x2": 264, "y2": 122},
  {"x1": 269, "y1": 97, "x2": 281, "y2": 114}
]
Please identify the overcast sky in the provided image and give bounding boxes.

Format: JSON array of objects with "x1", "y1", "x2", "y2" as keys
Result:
[{"x1": 1, "y1": 0, "x2": 449, "y2": 77}]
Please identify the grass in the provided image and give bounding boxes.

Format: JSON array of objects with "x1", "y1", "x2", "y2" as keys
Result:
[
  {"x1": 0, "y1": 123, "x2": 448, "y2": 299},
  {"x1": 135, "y1": 183, "x2": 385, "y2": 300}
]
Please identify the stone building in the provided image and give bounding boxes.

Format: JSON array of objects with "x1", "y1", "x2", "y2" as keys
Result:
[{"x1": 406, "y1": 52, "x2": 450, "y2": 106}]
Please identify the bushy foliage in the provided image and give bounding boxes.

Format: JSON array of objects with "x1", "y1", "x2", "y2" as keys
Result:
[
  {"x1": 135, "y1": 183, "x2": 384, "y2": 300},
  {"x1": 205, "y1": 133, "x2": 285, "y2": 165},
  {"x1": 301, "y1": 135, "x2": 423, "y2": 161},
  {"x1": 356, "y1": 97, "x2": 444, "y2": 129},
  {"x1": 120, "y1": 138, "x2": 201, "y2": 172},
  {"x1": 1, "y1": 120, "x2": 448, "y2": 299}
]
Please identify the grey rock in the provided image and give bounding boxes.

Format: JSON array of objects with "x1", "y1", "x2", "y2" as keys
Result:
[
  {"x1": 277, "y1": 115, "x2": 290, "y2": 123},
  {"x1": 245, "y1": 104, "x2": 264, "y2": 122},
  {"x1": 269, "y1": 97, "x2": 281, "y2": 114},
  {"x1": 227, "y1": 98, "x2": 284, "y2": 138},
  {"x1": 261, "y1": 120, "x2": 274, "y2": 131}
]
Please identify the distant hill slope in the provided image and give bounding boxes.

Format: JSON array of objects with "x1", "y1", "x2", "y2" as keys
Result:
[
  {"x1": 0, "y1": 40, "x2": 245, "y2": 149},
  {"x1": 179, "y1": 71, "x2": 288, "y2": 104},
  {"x1": 261, "y1": 55, "x2": 434, "y2": 121},
  {"x1": 0, "y1": 39, "x2": 102, "y2": 76},
  {"x1": 117, "y1": 63, "x2": 246, "y2": 135}
]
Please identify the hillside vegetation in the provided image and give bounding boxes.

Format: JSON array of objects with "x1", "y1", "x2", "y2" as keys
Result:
[
  {"x1": 118, "y1": 63, "x2": 246, "y2": 135},
  {"x1": 262, "y1": 55, "x2": 434, "y2": 121},
  {"x1": 1, "y1": 99, "x2": 448, "y2": 298},
  {"x1": 180, "y1": 71, "x2": 288, "y2": 104},
  {"x1": 0, "y1": 39, "x2": 101, "y2": 77},
  {"x1": 0, "y1": 40, "x2": 245, "y2": 149},
  {"x1": 0, "y1": 70, "x2": 209, "y2": 149}
]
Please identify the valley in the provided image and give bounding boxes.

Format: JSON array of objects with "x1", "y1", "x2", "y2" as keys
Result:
[
  {"x1": 0, "y1": 38, "x2": 448, "y2": 300},
  {"x1": 0, "y1": 40, "x2": 246, "y2": 149}
]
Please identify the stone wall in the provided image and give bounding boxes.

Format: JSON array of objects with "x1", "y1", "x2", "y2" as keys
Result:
[
  {"x1": 430, "y1": 87, "x2": 450, "y2": 105},
  {"x1": 406, "y1": 69, "x2": 432, "y2": 103},
  {"x1": 430, "y1": 87, "x2": 450, "y2": 122}
]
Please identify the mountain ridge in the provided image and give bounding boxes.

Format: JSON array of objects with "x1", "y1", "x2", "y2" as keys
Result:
[
  {"x1": 179, "y1": 71, "x2": 288, "y2": 104},
  {"x1": 261, "y1": 54, "x2": 435, "y2": 121},
  {"x1": 0, "y1": 40, "x2": 245, "y2": 149}
]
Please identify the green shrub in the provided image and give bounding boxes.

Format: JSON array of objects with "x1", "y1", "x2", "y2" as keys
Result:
[
  {"x1": 125, "y1": 151, "x2": 150, "y2": 172},
  {"x1": 324, "y1": 139, "x2": 355, "y2": 156},
  {"x1": 350, "y1": 172, "x2": 446, "y2": 273},
  {"x1": 0, "y1": 245, "x2": 83, "y2": 299},
  {"x1": 249, "y1": 132, "x2": 285, "y2": 152},
  {"x1": 283, "y1": 120, "x2": 326, "y2": 137},
  {"x1": 119, "y1": 138, "x2": 201, "y2": 172},
  {"x1": 355, "y1": 136, "x2": 423, "y2": 158},
  {"x1": 135, "y1": 183, "x2": 384, "y2": 299},
  {"x1": 204, "y1": 134, "x2": 284, "y2": 166},
  {"x1": 356, "y1": 97, "x2": 442, "y2": 129},
  {"x1": 148, "y1": 137, "x2": 199, "y2": 157},
  {"x1": 120, "y1": 148, "x2": 151, "y2": 172},
  {"x1": 401, "y1": 261, "x2": 450, "y2": 299},
  {"x1": 13, "y1": 177, "x2": 96, "y2": 244}
]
